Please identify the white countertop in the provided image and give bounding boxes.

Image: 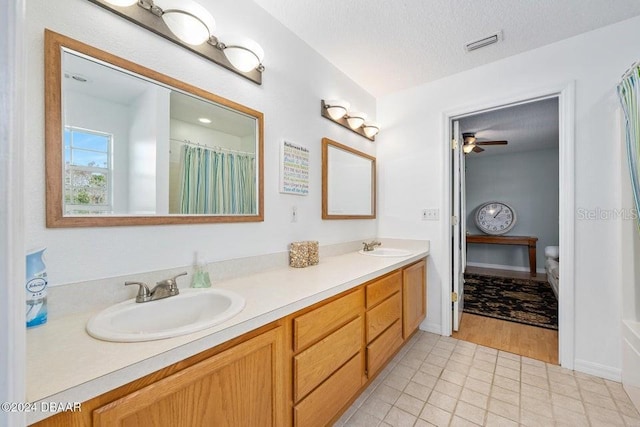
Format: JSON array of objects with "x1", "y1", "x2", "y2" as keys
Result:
[{"x1": 26, "y1": 239, "x2": 429, "y2": 424}]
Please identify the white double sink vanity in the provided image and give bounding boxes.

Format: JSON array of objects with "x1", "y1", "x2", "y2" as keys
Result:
[{"x1": 28, "y1": 240, "x2": 429, "y2": 426}]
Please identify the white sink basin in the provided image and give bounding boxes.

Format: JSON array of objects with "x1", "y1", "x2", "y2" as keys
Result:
[
  {"x1": 86, "y1": 288, "x2": 245, "y2": 342},
  {"x1": 358, "y1": 248, "x2": 414, "y2": 257}
]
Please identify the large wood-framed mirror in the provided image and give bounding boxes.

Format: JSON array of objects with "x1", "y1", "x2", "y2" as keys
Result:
[
  {"x1": 45, "y1": 29, "x2": 264, "y2": 227},
  {"x1": 322, "y1": 138, "x2": 376, "y2": 219}
]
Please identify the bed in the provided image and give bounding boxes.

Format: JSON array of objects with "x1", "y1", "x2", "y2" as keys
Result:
[{"x1": 545, "y1": 245, "x2": 559, "y2": 299}]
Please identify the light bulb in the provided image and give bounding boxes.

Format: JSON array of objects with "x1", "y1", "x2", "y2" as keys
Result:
[
  {"x1": 346, "y1": 112, "x2": 367, "y2": 130},
  {"x1": 363, "y1": 121, "x2": 380, "y2": 138},
  {"x1": 324, "y1": 100, "x2": 350, "y2": 120},
  {"x1": 155, "y1": 0, "x2": 215, "y2": 46},
  {"x1": 463, "y1": 144, "x2": 475, "y2": 154},
  {"x1": 221, "y1": 36, "x2": 264, "y2": 72}
]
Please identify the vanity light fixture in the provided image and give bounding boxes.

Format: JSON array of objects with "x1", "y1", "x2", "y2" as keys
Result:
[
  {"x1": 219, "y1": 36, "x2": 265, "y2": 73},
  {"x1": 320, "y1": 100, "x2": 380, "y2": 141},
  {"x1": 154, "y1": 0, "x2": 216, "y2": 46},
  {"x1": 346, "y1": 111, "x2": 367, "y2": 130},
  {"x1": 90, "y1": 0, "x2": 265, "y2": 84},
  {"x1": 363, "y1": 121, "x2": 380, "y2": 138},
  {"x1": 324, "y1": 99, "x2": 350, "y2": 120},
  {"x1": 105, "y1": 0, "x2": 137, "y2": 5}
]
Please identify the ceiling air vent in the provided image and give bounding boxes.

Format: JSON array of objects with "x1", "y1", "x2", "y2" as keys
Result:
[{"x1": 465, "y1": 31, "x2": 503, "y2": 52}]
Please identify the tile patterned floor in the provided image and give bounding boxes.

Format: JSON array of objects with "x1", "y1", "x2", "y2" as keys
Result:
[{"x1": 334, "y1": 332, "x2": 640, "y2": 427}]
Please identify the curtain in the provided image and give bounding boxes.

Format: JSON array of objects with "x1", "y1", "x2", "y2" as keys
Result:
[
  {"x1": 618, "y1": 64, "x2": 640, "y2": 232},
  {"x1": 179, "y1": 145, "x2": 256, "y2": 214}
]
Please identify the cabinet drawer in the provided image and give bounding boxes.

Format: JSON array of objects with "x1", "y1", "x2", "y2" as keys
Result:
[
  {"x1": 294, "y1": 353, "x2": 362, "y2": 427},
  {"x1": 367, "y1": 319, "x2": 403, "y2": 377},
  {"x1": 366, "y1": 292, "x2": 401, "y2": 343},
  {"x1": 366, "y1": 271, "x2": 401, "y2": 308},
  {"x1": 293, "y1": 288, "x2": 363, "y2": 352},
  {"x1": 294, "y1": 316, "x2": 362, "y2": 402}
]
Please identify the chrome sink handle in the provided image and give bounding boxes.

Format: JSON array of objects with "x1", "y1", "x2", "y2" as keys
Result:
[
  {"x1": 126, "y1": 272, "x2": 187, "y2": 303},
  {"x1": 362, "y1": 241, "x2": 382, "y2": 252},
  {"x1": 125, "y1": 281, "x2": 152, "y2": 303},
  {"x1": 152, "y1": 272, "x2": 188, "y2": 301},
  {"x1": 156, "y1": 272, "x2": 187, "y2": 294}
]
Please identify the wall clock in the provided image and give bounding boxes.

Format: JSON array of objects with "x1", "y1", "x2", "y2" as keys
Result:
[{"x1": 474, "y1": 201, "x2": 516, "y2": 235}]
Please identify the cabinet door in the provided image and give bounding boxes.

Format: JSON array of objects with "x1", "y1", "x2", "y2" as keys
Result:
[
  {"x1": 402, "y1": 259, "x2": 427, "y2": 339},
  {"x1": 93, "y1": 327, "x2": 285, "y2": 427}
]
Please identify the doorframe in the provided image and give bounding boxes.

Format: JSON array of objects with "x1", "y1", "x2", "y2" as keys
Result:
[
  {"x1": 440, "y1": 82, "x2": 576, "y2": 369},
  {"x1": 0, "y1": 0, "x2": 27, "y2": 425}
]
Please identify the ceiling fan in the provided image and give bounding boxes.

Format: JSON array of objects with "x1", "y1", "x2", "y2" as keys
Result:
[{"x1": 462, "y1": 132, "x2": 508, "y2": 154}]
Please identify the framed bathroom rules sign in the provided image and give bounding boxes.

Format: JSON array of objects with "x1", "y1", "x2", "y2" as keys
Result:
[{"x1": 280, "y1": 140, "x2": 309, "y2": 196}]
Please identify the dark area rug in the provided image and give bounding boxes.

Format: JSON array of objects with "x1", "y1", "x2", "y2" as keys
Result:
[{"x1": 463, "y1": 273, "x2": 558, "y2": 330}]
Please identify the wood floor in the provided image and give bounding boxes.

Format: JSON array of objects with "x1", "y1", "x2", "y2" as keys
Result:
[{"x1": 453, "y1": 266, "x2": 559, "y2": 365}]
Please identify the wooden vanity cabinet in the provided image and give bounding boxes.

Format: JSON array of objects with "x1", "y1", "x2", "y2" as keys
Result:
[
  {"x1": 364, "y1": 271, "x2": 403, "y2": 378},
  {"x1": 291, "y1": 289, "x2": 365, "y2": 427},
  {"x1": 403, "y1": 259, "x2": 427, "y2": 339},
  {"x1": 32, "y1": 323, "x2": 286, "y2": 427},
  {"x1": 33, "y1": 257, "x2": 428, "y2": 427},
  {"x1": 92, "y1": 326, "x2": 284, "y2": 427}
]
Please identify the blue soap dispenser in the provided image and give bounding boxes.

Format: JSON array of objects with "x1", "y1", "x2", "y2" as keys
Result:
[{"x1": 26, "y1": 247, "x2": 48, "y2": 328}]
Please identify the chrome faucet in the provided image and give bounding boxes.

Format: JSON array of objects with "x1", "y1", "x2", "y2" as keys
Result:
[
  {"x1": 362, "y1": 240, "x2": 382, "y2": 252},
  {"x1": 125, "y1": 272, "x2": 187, "y2": 303}
]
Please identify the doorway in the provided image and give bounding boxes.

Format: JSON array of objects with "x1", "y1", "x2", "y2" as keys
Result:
[{"x1": 442, "y1": 84, "x2": 575, "y2": 369}]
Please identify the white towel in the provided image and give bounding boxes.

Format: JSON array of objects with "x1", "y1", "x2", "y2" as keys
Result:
[{"x1": 545, "y1": 245, "x2": 559, "y2": 259}]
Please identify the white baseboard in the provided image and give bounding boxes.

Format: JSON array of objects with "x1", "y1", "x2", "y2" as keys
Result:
[
  {"x1": 466, "y1": 261, "x2": 546, "y2": 275},
  {"x1": 574, "y1": 359, "x2": 621, "y2": 382},
  {"x1": 419, "y1": 321, "x2": 443, "y2": 335}
]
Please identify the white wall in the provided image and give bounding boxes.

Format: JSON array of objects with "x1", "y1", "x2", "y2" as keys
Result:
[
  {"x1": 170, "y1": 119, "x2": 248, "y2": 152},
  {"x1": 25, "y1": 0, "x2": 376, "y2": 286},
  {"x1": 377, "y1": 16, "x2": 640, "y2": 374},
  {"x1": 465, "y1": 148, "x2": 559, "y2": 271},
  {"x1": 127, "y1": 86, "x2": 170, "y2": 214}
]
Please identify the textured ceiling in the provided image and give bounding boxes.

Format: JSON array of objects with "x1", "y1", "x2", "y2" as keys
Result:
[{"x1": 253, "y1": 0, "x2": 640, "y2": 96}]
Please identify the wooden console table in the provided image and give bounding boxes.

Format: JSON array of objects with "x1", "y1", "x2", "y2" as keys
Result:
[{"x1": 466, "y1": 234, "x2": 538, "y2": 276}]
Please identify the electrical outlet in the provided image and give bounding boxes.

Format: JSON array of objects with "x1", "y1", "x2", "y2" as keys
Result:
[
  {"x1": 422, "y1": 208, "x2": 439, "y2": 221},
  {"x1": 291, "y1": 206, "x2": 298, "y2": 223}
]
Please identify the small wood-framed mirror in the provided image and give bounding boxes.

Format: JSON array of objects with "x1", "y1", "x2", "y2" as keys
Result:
[
  {"x1": 45, "y1": 30, "x2": 264, "y2": 227},
  {"x1": 322, "y1": 138, "x2": 376, "y2": 219}
]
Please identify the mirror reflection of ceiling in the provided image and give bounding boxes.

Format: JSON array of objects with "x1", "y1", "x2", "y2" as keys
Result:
[
  {"x1": 169, "y1": 92, "x2": 255, "y2": 138},
  {"x1": 64, "y1": 51, "x2": 148, "y2": 104},
  {"x1": 63, "y1": 51, "x2": 255, "y2": 138},
  {"x1": 459, "y1": 97, "x2": 559, "y2": 157}
]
